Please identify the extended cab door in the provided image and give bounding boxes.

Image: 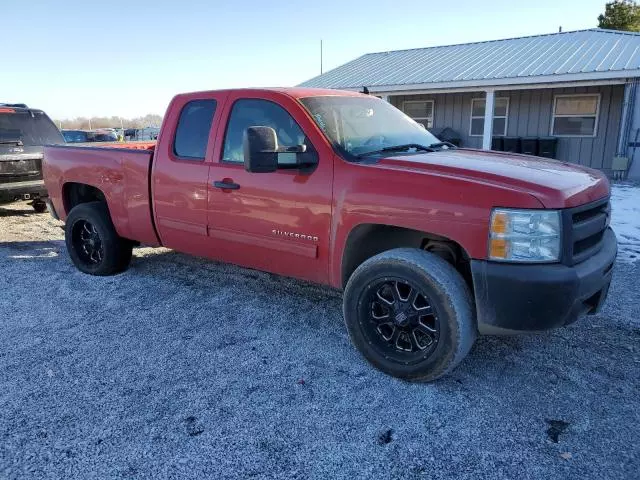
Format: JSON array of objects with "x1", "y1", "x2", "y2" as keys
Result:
[
  {"x1": 206, "y1": 92, "x2": 334, "y2": 284},
  {"x1": 152, "y1": 92, "x2": 227, "y2": 257}
]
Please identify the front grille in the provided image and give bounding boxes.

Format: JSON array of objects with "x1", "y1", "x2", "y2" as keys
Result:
[{"x1": 562, "y1": 197, "x2": 610, "y2": 265}]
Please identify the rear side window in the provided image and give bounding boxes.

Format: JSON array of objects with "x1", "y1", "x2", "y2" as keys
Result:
[{"x1": 173, "y1": 100, "x2": 217, "y2": 160}]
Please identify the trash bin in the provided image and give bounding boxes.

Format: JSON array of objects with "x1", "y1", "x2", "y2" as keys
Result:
[
  {"x1": 521, "y1": 137, "x2": 538, "y2": 156},
  {"x1": 502, "y1": 137, "x2": 521, "y2": 153},
  {"x1": 491, "y1": 137, "x2": 504, "y2": 151},
  {"x1": 538, "y1": 137, "x2": 558, "y2": 159}
]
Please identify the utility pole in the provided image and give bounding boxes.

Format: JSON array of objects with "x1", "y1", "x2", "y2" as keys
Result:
[
  {"x1": 88, "y1": 118, "x2": 92, "y2": 130},
  {"x1": 320, "y1": 39, "x2": 323, "y2": 75}
]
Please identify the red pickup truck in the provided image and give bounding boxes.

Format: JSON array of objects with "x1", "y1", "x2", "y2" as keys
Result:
[{"x1": 43, "y1": 88, "x2": 617, "y2": 381}]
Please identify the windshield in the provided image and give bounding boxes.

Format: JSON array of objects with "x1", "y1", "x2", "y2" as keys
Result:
[
  {"x1": 0, "y1": 111, "x2": 65, "y2": 146},
  {"x1": 299, "y1": 96, "x2": 440, "y2": 159}
]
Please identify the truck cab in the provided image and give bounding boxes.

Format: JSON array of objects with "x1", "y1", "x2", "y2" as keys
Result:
[{"x1": 43, "y1": 88, "x2": 617, "y2": 381}]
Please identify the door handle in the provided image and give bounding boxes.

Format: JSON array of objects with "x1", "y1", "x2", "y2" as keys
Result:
[{"x1": 213, "y1": 180, "x2": 240, "y2": 190}]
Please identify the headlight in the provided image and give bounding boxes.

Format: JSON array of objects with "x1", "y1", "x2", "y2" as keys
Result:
[{"x1": 489, "y1": 208, "x2": 561, "y2": 262}]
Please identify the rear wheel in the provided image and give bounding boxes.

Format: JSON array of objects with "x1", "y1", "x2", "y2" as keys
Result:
[
  {"x1": 64, "y1": 201, "x2": 132, "y2": 275},
  {"x1": 343, "y1": 248, "x2": 476, "y2": 381}
]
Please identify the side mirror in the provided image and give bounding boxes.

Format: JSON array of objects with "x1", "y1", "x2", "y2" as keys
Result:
[{"x1": 243, "y1": 126, "x2": 278, "y2": 173}]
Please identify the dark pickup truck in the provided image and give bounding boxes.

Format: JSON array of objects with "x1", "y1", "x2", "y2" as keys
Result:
[{"x1": 0, "y1": 104, "x2": 65, "y2": 212}]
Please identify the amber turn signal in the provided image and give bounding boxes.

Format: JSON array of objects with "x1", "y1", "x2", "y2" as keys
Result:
[
  {"x1": 490, "y1": 211, "x2": 508, "y2": 235},
  {"x1": 489, "y1": 238, "x2": 508, "y2": 259}
]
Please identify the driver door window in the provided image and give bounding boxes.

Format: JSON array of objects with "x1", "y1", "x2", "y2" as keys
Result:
[{"x1": 221, "y1": 99, "x2": 310, "y2": 165}]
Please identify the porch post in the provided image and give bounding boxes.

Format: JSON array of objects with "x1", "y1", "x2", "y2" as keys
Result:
[
  {"x1": 617, "y1": 81, "x2": 635, "y2": 156},
  {"x1": 482, "y1": 89, "x2": 495, "y2": 150}
]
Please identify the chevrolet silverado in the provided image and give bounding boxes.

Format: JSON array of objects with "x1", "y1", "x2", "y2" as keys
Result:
[{"x1": 43, "y1": 88, "x2": 617, "y2": 381}]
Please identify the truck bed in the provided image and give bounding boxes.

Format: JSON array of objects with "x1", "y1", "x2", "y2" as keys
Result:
[
  {"x1": 67, "y1": 141, "x2": 157, "y2": 151},
  {"x1": 43, "y1": 144, "x2": 160, "y2": 246}
]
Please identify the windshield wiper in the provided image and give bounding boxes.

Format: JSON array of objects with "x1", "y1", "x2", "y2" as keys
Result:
[
  {"x1": 357, "y1": 143, "x2": 435, "y2": 157},
  {"x1": 0, "y1": 139, "x2": 23, "y2": 146},
  {"x1": 427, "y1": 141, "x2": 457, "y2": 150}
]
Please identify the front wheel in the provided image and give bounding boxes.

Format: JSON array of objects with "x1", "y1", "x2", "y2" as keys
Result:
[
  {"x1": 343, "y1": 248, "x2": 476, "y2": 382},
  {"x1": 64, "y1": 201, "x2": 132, "y2": 275}
]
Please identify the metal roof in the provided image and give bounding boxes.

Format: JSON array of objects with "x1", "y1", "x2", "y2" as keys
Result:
[{"x1": 299, "y1": 29, "x2": 640, "y2": 91}]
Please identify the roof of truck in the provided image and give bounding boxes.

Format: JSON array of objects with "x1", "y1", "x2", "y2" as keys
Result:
[
  {"x1": 263, "y1": 87, "x2": 365, "y2": 97},
  {"x1": 175, "y1": 87, "x2": 365, "y2": 99}
]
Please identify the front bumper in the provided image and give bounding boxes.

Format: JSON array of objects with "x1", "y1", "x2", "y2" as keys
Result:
[
  {"x1": 471, "y1": 228, "x2": 617, "y2": 334},
  {"x1": 0, "y1": 179, "x2": 47, "y2": 203}
]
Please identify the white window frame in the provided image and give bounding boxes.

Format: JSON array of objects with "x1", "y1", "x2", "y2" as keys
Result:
[
  {"x1": 402, "y1": 100, "x2": 435, "y2": 128},
  {"x1": 469, "y1": 97, "x2": 509, "y2": 137},
  {"x1": 551, "y1": 93, "x2": 600, "y2": 138}
]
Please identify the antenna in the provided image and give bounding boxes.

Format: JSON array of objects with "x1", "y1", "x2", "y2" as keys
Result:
[{"x1": 320, "y1": 39, "x2": 323, "y2": 75}]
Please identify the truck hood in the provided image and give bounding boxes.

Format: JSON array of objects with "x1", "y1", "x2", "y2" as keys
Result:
[{"x1": 377, "y1": 149, "x2": 609, "y2": 208}]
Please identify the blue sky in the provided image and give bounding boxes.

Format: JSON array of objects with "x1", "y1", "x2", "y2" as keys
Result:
[{"x1": 2, "y1": 0, "x2": 612, "y2": 119}]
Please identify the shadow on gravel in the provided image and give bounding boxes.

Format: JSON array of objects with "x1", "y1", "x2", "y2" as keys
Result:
[
  {"x1": 0, "y1": 206, "x2": 40, "y2": 217},
  {"x1": 0, "y1": 240, "x2": 605, "y2": 378},
  {"x1": 2, "y1": 239, "x2": 634, "y2": 389},
  {"x1": 0, "y1": 240, "x2": 64, "y2": 260},
  {"x1": 129, "y1": 248, "x2": 342, "y2": 300},
  {"x1": 125, "y1": 247, "x2": 533, "y2": 378}
]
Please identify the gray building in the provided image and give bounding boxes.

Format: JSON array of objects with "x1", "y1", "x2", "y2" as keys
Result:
[{"x1": 300, "y1": 29, "x2": 640, "y2": 179}]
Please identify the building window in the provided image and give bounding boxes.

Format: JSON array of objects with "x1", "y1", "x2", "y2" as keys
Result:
[
  {"x1": 551, "y1": 94, "x2": 599, "y2": 137},
  {"x1": 470, "y1": 97, "x2": 509, "y2": 136},
  {"x1": 403, "y1": 100, "x2": 434, "y2": 128}
]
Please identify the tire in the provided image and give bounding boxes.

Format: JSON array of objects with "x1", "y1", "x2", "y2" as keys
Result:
[
  {"x1": 32, "y1": 201, "x2": 47, "y2": 213},
  {"x1": 64, "y1": 201, "x2": 132, "y2": 275},
  {"x1": 343, "y1": 248, "x2": 476, "y2": 382}
]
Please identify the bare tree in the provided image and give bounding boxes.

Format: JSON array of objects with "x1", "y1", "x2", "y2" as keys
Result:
[{"x1": 56, "y1": 114, "x2": 163, "y2": 130}]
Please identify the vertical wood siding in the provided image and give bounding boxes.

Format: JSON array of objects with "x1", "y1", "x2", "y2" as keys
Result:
[{"x1": 391, "y1": 84, "x2": 625, "y2": 170}]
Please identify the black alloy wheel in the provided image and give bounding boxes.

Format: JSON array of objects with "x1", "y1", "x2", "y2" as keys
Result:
[
  {"x1": 72, "y1": 219, "x2": 104, "y2": 266},
  {"x1": 361, "y1": 278, "x2": 440, "y2": 364},
  {"x1": 343, "y1": 248, "x2": 476, "y2": 381},
  {"x1": 64, "y1": 201, "x2": 133, "y2": 275}
]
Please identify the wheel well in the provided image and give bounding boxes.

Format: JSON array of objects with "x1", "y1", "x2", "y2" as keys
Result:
[
  {"x1": 63, "y1": 182, "x2": 107, "y2": 215},
  {"x1": 341, "y1": 224, "x2": 472, "y2": 289}
]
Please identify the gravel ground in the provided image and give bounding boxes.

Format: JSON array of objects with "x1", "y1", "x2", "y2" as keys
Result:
[{"x1": 0, "y1": 194, "x2": 639, "y2": 480}]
